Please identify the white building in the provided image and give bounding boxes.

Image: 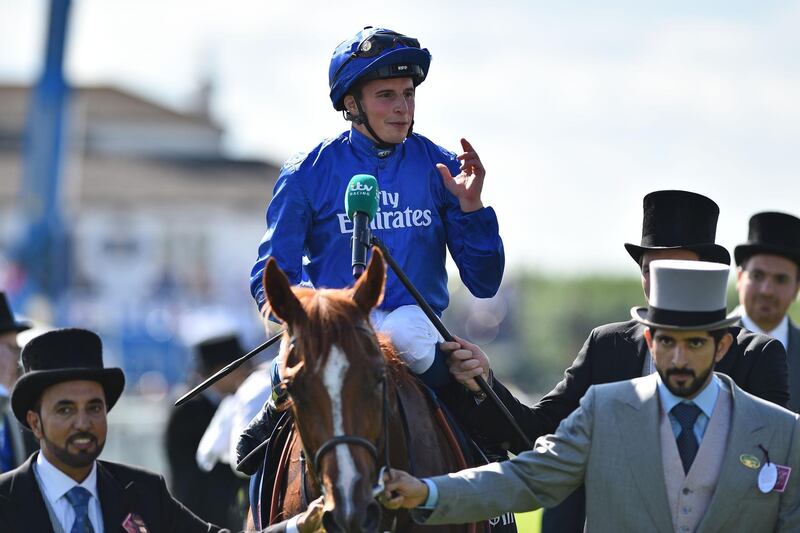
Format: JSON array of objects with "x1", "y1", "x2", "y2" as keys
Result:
[{"x1": 0, "y1": 84, "x2": 280, "y2": 391}]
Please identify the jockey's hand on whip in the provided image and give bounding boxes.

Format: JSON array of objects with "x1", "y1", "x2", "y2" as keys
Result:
[
  {"x1": 380, "y1": 469, "x2": 429, "y2": 510},
  {"x1": 296, "y1": 496, "x2": 325, "y2": 533},
  {"x1": 443, "y1": 335, "x2": 491, "y2": 393}
]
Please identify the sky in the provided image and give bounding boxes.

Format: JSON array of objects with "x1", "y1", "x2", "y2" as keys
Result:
[{"x1": 2, "y1": 0, "x2": 799, "y2": 276}]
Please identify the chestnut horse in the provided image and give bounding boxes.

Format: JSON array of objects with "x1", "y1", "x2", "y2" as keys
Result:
[{"x1": 258, "y1": 249, "x2": 479, "y2": 533}]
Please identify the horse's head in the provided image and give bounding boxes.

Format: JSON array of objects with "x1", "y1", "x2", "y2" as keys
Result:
[{"x1": 264, "y1": 248, "x2": 388, "y2": 533}]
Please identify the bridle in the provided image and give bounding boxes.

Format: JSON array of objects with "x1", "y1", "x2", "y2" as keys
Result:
[
  {"x1": 313, "y1": 370, "x2": 391, "y2": 500},
  {"x1": 284, "y1": 323, "x2": 393, "y2": 501}
]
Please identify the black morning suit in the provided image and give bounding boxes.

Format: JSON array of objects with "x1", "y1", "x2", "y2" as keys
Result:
[
  {"x1": 735, "y1": 316, "x2": 800, "y2": 413},
  {"x1": 0, "y1": 453, "x2": 222, "y2": 533},
  {"x1": 461, "y1": 319, "x2": 790, "y2": 533},
  {"x1": 165, "y1": 392, "x2": 248, "y2": 531},
  {"x1": 787, "y1": 320, "x2": 800, "y2": 412}
]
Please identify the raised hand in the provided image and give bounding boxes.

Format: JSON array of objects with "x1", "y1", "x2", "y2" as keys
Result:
[{"x1": 436, "y1": 138, "x2": 485, "y2": 213}]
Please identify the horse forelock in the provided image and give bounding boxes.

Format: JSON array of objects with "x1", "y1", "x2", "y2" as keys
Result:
[{"x1": 290, "y1": 286, "x2": 382, "y2": 369}]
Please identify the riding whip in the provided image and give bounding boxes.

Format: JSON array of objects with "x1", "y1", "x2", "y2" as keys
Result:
[
  {"x1": 371, "y1": 236, "x2": 534, "y2": 449},
  {"x1": 174, "y1": 331, "x2": 283, "y2": 407}
]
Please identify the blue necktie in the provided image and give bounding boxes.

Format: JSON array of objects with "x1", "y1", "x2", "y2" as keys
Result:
[
  {"x1": 672, "y1": 402, "x2": 702, "y2": 474},
  {"x1": 65, "y1": 486, "x2": 95, "y2": 533}
]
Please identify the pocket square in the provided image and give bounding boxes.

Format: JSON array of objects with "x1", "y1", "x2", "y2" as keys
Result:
[{"x1": 122, "y1": 512, "x2": 149, "y2": 533}]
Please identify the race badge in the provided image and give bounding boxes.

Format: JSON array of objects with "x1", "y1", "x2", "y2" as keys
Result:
[
  {"x1": 759, "y1": 463, "x2": 778, "y2": 493},
  {"x1": 774, "y1": 465, "x2": 792, "y2": 493},
  {"x1": 740, "y1": 454, "x2": 760, "y2": 469}
]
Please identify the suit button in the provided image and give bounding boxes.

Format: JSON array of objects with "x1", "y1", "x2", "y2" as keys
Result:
[
  {"x1": 682, "y1": 507, "x2": 691, "y2": 514},
  {"x1": 682, "y1": 488, "x2": 691, "y2": 495}
]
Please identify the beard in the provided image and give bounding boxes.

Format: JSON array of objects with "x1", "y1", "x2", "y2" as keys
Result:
[
  {"x1": 659, "y1": 362, "x2": 715, "y2": 398},
  {"x1": 43, "y1": 431, "x2": 105, "y2": 468}
]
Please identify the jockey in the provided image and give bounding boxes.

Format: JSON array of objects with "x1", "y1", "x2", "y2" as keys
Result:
[{"x1": 239, "y1": 26, "x2": 505, "y2": 479}]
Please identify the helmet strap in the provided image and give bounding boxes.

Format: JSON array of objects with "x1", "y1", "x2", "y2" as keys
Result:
[{"x1": 343, "y1": 109, "x2": 366, "y2": 125}]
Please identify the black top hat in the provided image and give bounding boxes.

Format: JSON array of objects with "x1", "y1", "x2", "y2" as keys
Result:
[
  {"x1": 734, "y1": 212, "x2": 800, "y2": 267},
  {"x1": 11, "y1": 328, "x2": 125, "y2": 428},
  {"x1": 195, "y1": 333, "x2": 244, "y2": 374},
  {"x1": 0, "y1": 292, "x2": 31, "y2": 334},
  {"x1": 624, "y1": 190, "x2": 731, "y2": 266}
]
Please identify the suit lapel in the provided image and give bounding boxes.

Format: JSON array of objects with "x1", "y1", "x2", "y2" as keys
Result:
[
  {"x1": 97, "y1": 461, "x2": 133, "y2": 532},
  {"x1": 697, "y1": 375, "x2": 770, "y2": 533},
  {"x1": 0, "y1": 454, "x2": 55, "y2": 533},
  {"x1": 788, "y1": 320, "x2": 799, "y2": 356},
  {"x1": 786, "y1": 321, "x2": 800, "y2": 411},
  {"x1": 630, "y1": 323, "x2": 651, "y2": 377},
  {"x1": 614, "y1": 375, "x2": 674, "y2": 533}
]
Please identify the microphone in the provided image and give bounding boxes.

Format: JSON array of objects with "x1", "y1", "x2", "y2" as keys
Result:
[{"x1": 344, "y1": 174, "x2": 380, "y2": 279}]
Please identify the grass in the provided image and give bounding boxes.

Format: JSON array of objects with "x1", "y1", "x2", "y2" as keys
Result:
[{"x1": 514, "y1": 509, "x2": 542, "y2": 533}]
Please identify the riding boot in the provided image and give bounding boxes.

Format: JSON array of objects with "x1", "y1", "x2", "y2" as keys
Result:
[
  {"x1": 235, "y1": 400, "x2": 282, "y2": 475},
  {"x1": 415, "y1": 343, "x2": 451, "y2": 388}
]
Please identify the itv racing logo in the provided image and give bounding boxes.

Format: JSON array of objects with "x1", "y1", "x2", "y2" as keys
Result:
[{"x1": 350, "y1": 181, "x2": 375, "y2": 193}]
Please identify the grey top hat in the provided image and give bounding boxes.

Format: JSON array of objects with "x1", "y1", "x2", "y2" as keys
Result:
[{"x1": 631, "y1": 260, "x2": 739, "y2": 330}]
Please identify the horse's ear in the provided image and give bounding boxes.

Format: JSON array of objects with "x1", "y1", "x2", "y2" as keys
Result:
[
  {"x1": 353, "y1": 247, "x2": 385, "y2": 313},
  {"x1": 263, "y1": 258, "x2": 306, "y2": 326}
]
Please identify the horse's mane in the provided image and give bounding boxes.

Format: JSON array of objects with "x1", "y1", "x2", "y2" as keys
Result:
[
  {"x1": 376, "y1": 332, "x2": 416, "y2": 386},
  {"x1": 289, "y1": 287, "x2": 414, "y2": 385}
]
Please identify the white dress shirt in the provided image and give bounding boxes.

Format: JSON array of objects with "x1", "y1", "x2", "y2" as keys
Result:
[
  {"x1": 34, "y1": 452, "x2": 104, "y2": 533},
  {"x1": 739, "y1": 308, "x2": 790, "y2": 350}
]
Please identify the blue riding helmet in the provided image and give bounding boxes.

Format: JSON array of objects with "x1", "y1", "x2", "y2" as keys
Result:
[{"x1": 329, "y1": 27, "x2": 431, "y2": 111}]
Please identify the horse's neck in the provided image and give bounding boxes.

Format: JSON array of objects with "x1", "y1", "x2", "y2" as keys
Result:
[{"x1": 388, "y1": 374, "x2": 465, "y2": 477}]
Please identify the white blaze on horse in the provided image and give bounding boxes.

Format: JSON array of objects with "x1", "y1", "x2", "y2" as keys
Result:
[{"x1": 258, "y1": 248, "x2": 479, "y2": 533}]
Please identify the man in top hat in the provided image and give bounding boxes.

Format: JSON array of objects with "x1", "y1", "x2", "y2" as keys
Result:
[
  {"x1": 0, "y1": 292, "x2": 37, "y2": 473},
  {"x1": 734, "y1": 212, "x2": 800, "y2": 411},
  {"x1": 384, "y1": 260, "x2": 800, "y2": 532},
  {"x1": 442, "y1": 190, "x2": 789, "y2": 532},
  {"x1": 165, "y1": 333, "x2": 252, "y2": 530},
  {"x1": 0, "y1": 328, "x2": 226, "y2": 533}
]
